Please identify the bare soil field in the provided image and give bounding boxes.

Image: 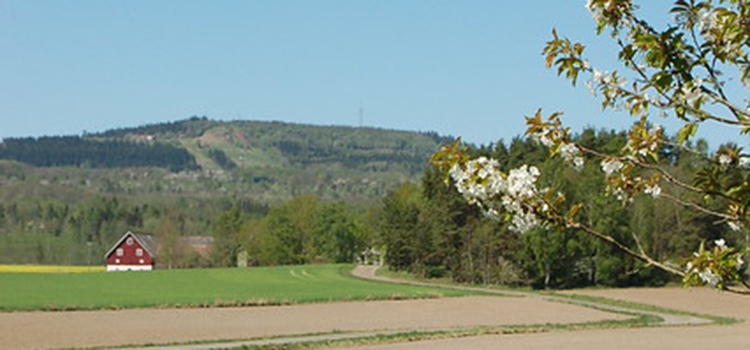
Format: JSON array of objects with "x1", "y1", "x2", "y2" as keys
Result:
[
  {"x1": 0, "y1": 295, "x2": 625, "y2": 350},
  {"x1": 344, "y1": 287, "x2": 750, "y2": 350}
]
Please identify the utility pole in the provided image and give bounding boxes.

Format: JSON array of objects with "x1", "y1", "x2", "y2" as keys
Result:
[{"x1": 359, "y1": 104, "x2": 364, "y2": 127}]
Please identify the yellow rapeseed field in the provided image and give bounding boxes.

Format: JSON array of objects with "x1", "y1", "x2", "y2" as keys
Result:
[{"x1": 0, "y1": 265, "x2": 104, "y2": 273}]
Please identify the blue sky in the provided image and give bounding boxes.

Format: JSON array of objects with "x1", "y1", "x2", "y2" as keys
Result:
[{"x1": 0, "y1": 1, "x2": 746, "y2": 148}]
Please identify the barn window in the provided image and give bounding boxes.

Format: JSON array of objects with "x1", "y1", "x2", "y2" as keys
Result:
[
  {"x1": 116, "y1": 248, "x2": 124, "y2": 257},
  {"x1": 136, "y1": 248, "x2": 143, "y2": 257},
  {"x1": 126, "y1": 237, "x2": 134, "y2": 246}
]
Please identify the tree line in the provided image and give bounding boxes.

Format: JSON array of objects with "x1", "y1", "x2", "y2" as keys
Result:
[
  {"x1": 0, "y1": 195, "x2": 267, "y2": 268},
  {"x1": 0, "y1": 136, "x2": 199, "y2": 172},
  {"x1": 211, "y1": 195, "x2": 373, "y2": 267},
  {"x1": 379, "y1": 128, "x2": 744, "y2": 289}
]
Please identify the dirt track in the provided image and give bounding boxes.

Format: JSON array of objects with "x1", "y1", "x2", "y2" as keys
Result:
[
  {"x1": 344, "y1": 287, "x2": 750, "y2": 350},
  {"x1": 0, "y1": 294, "x2": 623, "y2": 350}
]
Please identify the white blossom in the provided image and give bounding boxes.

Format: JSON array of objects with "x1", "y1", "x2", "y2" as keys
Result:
[
  {"x1": 698, "y1": 9, "x2": 718, "y2": 32},
  {"x1": 509, "y1": 210, "x2": 541, "y2": 234},
  {"x1": 559, "y1": 142, "x2": 582, "y2": 170},
  {"x1": 485, "y1": 207, "x2": 501, "y2": 220},
  {"x1": 506, "y1": 165, "x2": 540, "y2": 200},
  {"x1": 612, "y1": 186, "x2": 626, "y2": 202},
  {"x1": 718, "y1": 154, "x2": 732, "y2": 168},
  {"x1": 573, "y1": 156, "x2": 585, "y2": 171},
  {"x1": 486, "y1": 172, "x2": 506, "y2": 197},
  {"x1": 698, "y1": 268, "x2": 720, "y2": 287},
  {"x1": 451, "y1": 159, "x2": 544, "y2": 234},
  {"x1": 559, "y1": 142, "x2": 578, "y2": 158},
  {"x1": 586, "y1": 0, "x2": 604, "y2": 23},
  {"x1": 449, "y1": 163, "x2": 464, "y2": 181},
  {"x1": 714, "y1": 238, "x2": 727, "y2": 250},
  {"x1": 591, "y1": 69, "x2": 627, "y2": 101},
  {"x1": 644, "y1": 184, "x2": 661, "y2": 198},
  {"x1": 678, "y1": 83, "x2": 705, "y2": 106},
  {"x1": 601, "y1": 159, "x2": 624, "y2": 176},
  {"x1": 737, "y1": 255, "x2": 745, "y2": 270},
  {"x1": 533, "y1": 129, "x2": 556, "y2": 147},
  {"x1": 592, "y1": 69, "x2": 603, "y2": 84},
  {"x1": 740, "y1": 157, "x2": 749, "y2": 168},
  {"x1": 727, "y1": 221, "x2": 743, "y2": 232},
  {"x1": 649, "y1": 123, "x2": 662, "y2": 136}
]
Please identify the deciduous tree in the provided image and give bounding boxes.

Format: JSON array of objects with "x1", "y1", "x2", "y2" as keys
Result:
[{"x1": 433, "y1": 0, "x2": 748, "y2": 292}]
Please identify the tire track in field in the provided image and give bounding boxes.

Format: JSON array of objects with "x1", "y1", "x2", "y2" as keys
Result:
[{"x1": 350, "y1": 265, "x2": 712, "y2": 327}]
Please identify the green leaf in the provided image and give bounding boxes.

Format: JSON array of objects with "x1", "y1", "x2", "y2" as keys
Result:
[
  {"x1": 567, "y1": 203, "x2": 583, "y2": 219},
  {"x1": 676, "y1": 123, "x2": 698, "y2": 144}
]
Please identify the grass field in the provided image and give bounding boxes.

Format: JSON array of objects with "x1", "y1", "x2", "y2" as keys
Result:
[
  {"x1": 0, "y1": 264, "x2": 105, "y2": 273},
  {"x1": 0, "y1": 264, "x2": 475, "y2": 311}
]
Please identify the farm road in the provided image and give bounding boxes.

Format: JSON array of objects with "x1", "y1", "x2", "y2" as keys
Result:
[
  {"x1": 0, "y1": 282, "x2": 623, "y2": 350},
  {"x1": 341, "y1": 272, "x2": 750, "y2": 350},
  {"x1": 350, "y1": 265, "x2": 711, "y2": 327}
]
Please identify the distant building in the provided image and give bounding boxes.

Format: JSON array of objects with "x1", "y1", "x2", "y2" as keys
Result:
[
  {"x1": 105, "y1": 231, "x2": 156, "y2": 271},
  {"x1": 105, "y1": 231, "x2": 214, "y2": 271},
  {"x1": 358, "y1": 247, "x2": 383, "y2": 266}
]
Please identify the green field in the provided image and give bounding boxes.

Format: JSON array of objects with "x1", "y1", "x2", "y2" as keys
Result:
[{"x1": 0, "y1": 264, "x2": 474, "y2": 311}]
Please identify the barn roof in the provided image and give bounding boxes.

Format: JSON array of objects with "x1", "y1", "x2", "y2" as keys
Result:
[
  {"x1": 181, "y1": 236, "x2": 213, "y2": 248},
  {"x1": 104, "y1": 231, "x2": 157, "y2": 259}
]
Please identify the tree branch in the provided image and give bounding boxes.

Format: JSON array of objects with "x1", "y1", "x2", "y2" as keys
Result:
[
  {"x1": 561, "y1": 216, "x2": 686, "y2": 277},
  {"x1": 660, "y1": 192, "x2": 739, "y2": 222},
  {"x1": 612, "y1": 41, "x2": 749, "y2": 127}
]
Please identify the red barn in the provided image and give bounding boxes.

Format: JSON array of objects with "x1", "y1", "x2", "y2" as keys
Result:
[{"x1": 105, "y1": 231, "x2": 156, "y2": 271}]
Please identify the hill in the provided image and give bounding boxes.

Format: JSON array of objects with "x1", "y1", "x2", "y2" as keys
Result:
[{"x1": 0, "y1": 117, "x2": 453, "y2": 204}]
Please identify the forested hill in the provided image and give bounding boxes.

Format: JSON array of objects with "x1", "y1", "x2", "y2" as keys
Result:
[
  {"x1": 93, "y1": 117, "x2": 452, "y2": 171},
  {"x1": 0, "y1": 117, "x2": 453, "y2": 203}
]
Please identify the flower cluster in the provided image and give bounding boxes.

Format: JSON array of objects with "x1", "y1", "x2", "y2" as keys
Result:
[
  {"x1": 727, "y1": 221, "x2": 744, "y2": 232},
  {"x1": 696, "y1": 7, "x2": 744, "y2": 62},
  {"x1": 697, "y1": 9, "x2": 718, "y2": 32},
  {"x1": 675, "y1": 80, "x2": 707, "y2": 107},
  {"x1": 718, "y1": 154, "x2": 732, "y2": 168},
  {"x1": 585, "y1": 0, "x2": 632, "y2": 35},
  {"x1": 625, "y1": 119, "x2": 662, "y2": 159},
  {"x1": 683, "y1": 238, "x2": 747, "y2": 290},
  {"x1": 600, "y1": 156, "x2": 663, "y2": 203},
  {"x1": 450, "y1": 158, "x2": 545, "y2": 234},
  {"x1": 559, "y1": 142, "x2": 585, "y2": 171},
  {"x1": 715, "y1": 148, "x2": 747, "y2": 169},
  {"x1": 449, "y1": 157, "x2": 503, "y2": 206},
  {"x1": 589, "y1": 69, "x2": 627, "y2": 104},
  {"x1": 726, "y1": 203, "x2": 746, "y2": 232},
  {"x1": 600, "y1": 158, "x2": 623, "y2": 176},
  {"x1": 643, "y1": 183, "x2": 662, "y2": 198},
  {"x1": 525, "y1": 111, "x2": 583, "y2": 171}
]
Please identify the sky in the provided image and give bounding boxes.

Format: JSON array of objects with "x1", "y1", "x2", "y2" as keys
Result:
[{"x1": 0, "y1": 0, "x2": 746, "y2": 148}]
